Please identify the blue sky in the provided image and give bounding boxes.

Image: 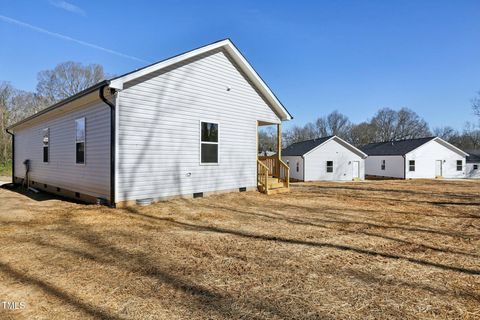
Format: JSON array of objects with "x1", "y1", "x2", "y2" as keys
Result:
[{"x1": 1, "y1": 0, "x2": 479, "y2": 130}]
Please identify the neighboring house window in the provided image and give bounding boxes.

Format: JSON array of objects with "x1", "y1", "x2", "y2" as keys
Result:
[
  {"x1": 296, "y1": 162, "x2": 299, "y2": 172},
  {"x1": 326, "y1": 161, "x2": 333, "y2": 173},
  {"x1": 474, "y1": 164, "x2": 479, "y2": 170},
  {"x1": 381, "y1": 160, "x2": 386, "y2": 170},
  {"x1": 409, "y1": 160, "x2": 415, "y2": 172},
  {"x1": 456, "y1": 160, "x2": 462, "y2": 171},
  {"x1": 200, "y1": 122, "x2": 218, "y2": 164},
  {"x1": 43, "y1": 128, "x2": 49, "y2": 163},
  {"x1": 75, "y1": 118, "x2": 85, "y2": 164}
]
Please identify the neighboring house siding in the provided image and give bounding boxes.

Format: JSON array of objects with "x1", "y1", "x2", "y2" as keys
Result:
[
  {"x1": 405, "y1": 140, "x2": 466, "y2": 179},
  {"x1": 466, "y1": 163, "x2": 480, "y2": 178},
  {"x1": 282, "y1": 156, "x2": 304, "y2": 181},
  {"x1": 14, "y1": 101, "x2": 110, "y2": 199},
  {"x1": 365, "y1": 155, "x2": 405, "y2": 178},
  {"x1": 303, "y1": 140, "x2": 365, "y2": 181},
  {"x1": 116, "y1": 49, "x2": 281, "y2": 202}
]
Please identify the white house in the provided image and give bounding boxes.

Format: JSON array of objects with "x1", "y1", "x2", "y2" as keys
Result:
[
  {"x1": 466, "y1": 151, "x2": 480, "y2": 179},
  {"x1": 281, "y1": 136, "x2": 367, "y2": 181},
  {"x1": 6, "y1": 39, "x2": 292, "y2": 206},
  {"x1": 360, "y1": 137, "x2": 468, "y2": 179}
]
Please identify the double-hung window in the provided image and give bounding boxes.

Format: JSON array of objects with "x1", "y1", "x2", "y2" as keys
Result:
[
  {"x1": 43, "y1": 128, "x2": 49, "y2": 163},
  {"x1": 326, "y1": 161, "x2": 333, "y2": 173},
  {"x1": 409, "y1": 160, "x2": 415, "y2": 172},
  {"x1": 381, "y1": 160, "x2": 386, "y2": 170},
  {"x1": 456, "y1": 160, "x2": 462, "y2": 171},
  {"x1": 474, "y1": 164, "x2": 479, "y2": 170},
  {"x1": 200, "y1": 122, "x2": 218, "y2": 164},
  {"x1": 75, "y1": 118, "x2": 85, "y2": 164}
]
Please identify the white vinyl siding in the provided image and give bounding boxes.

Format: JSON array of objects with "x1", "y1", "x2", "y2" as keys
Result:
[
  {"x1": 116, "y1": 49, "x2": 281, "y2": 202},
  {"x1": 365, "y1": 155, "x2": 405, "y2": 178},
  {"x1": 282, "y1": 156, "x2": 304, "y2": 181},
  {"x1": 14, "y1": 101, "x2": 110, "y2": 199},
  {"x1": 405, "y1": 140, "x2": 466, "y2": 179},
  {"x1": 301, "y1": 139, "x2": 365, "y2": 181}
]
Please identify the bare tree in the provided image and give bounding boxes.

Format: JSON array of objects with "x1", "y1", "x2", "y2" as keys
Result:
[
  {"x1": 473, "y1": 91, "x2": 480, "y2": 119},
  {"x1": 314, "y1": 111, "x2": 351, "y2": 139},
  {"x1": 36, "y1": 61, "x2": 106, "y2": 103},
  {"x1": 258, "y1": 127, "x2": 277, "y2": 153},
  {"x1": 348, "y1": 122, "x2": 377, "y2": 146},
  {"x1": 370, "y1": 107, "x2": 430, "y2": 142},
  {"x1": 433, "y1": 126, "x2": 458, "y2": 141}
]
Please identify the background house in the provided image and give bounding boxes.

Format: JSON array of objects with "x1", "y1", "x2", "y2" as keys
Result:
[
  {"x1": 7, "y1": 39, "x2": 292, "y2": 206},
  {"x1": 361, "y1": 137, "x2": 468, "y2": 179},
  {"x1": 466, "y1": 151, "x2": 480, "y2": 178},
  {"x1": 281, "y1": 136, "x2": 367, "y2": 181}
]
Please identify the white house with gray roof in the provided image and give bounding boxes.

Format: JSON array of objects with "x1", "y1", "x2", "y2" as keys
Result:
[
  {"x1": 466, "y1": 151, "x2": 480, "y2": 179},
  {"x1": 6, "y1": 39, "x2": 292, "y2": 206},
  {"x1": 281, "y1": 136, "x2": 367, "y2": 181},
  {"x1": 360, "y1": 137, "x2": 468, "y2": 179}
]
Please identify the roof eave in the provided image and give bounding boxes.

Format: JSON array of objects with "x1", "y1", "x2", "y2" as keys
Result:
[{"x1": 7, "y1": 80, "x2": 110, "y2": 130}]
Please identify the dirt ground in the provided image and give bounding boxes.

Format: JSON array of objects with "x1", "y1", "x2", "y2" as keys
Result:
[{"x1": 0, "y1": 180, "x2": 479, "y2": 319}]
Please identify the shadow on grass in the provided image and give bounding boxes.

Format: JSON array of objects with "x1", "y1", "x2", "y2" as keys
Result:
[
  {"x1": 0, "y1": 261, "x2": 122, "y2": 320},
  {"x1": 123, "y1": 207, "x2": 480, "y2": 276}
]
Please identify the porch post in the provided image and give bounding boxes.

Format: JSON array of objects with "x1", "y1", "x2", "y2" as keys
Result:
[{"x1": 277, "y1": 123, "x2": 281, "y2": 177}]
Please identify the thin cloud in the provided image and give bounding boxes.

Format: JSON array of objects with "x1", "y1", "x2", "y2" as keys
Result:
[
  {"x1": 49, "y1": 0, "x2": 86, "y2": 16},
  {"x1": 0, "y1": 15, "x2": 149, "y2": 63}
]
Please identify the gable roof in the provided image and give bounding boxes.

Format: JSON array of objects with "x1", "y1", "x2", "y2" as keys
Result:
[
  {"x1": 109, "y1": 38, "x2": 292, "y2": 121},
  {"x1": 466, "y1": 150, "x2": 480, "y2": 163},
  {"x1": 282, "y1": 135, "x2": 367, "y2": 158},
  {"x1": 8, "y1": 39, "x2": 291, "y2": 130},
  {"x1": 360, "y1": 137, "x2": 468, "y2": 157},
  {"x1": 360, "y1": 137, "x2": 436, "y2": 156}
]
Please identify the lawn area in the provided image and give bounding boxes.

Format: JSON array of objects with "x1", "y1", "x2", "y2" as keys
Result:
[
  {"x1": 0, "y1": 180, "x2": 479, "y2": 319},
  {"x1": 0, "y1": 161, "x2": 12, "y2": 177}
]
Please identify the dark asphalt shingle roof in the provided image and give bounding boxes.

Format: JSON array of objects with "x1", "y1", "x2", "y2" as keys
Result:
[
  {"x1": 466, "y1": 150, "x2": 480, "y2": 163},
  {"x1": 282, "y1": 136, "x2": 333, "y2": 156},
  {"x1": 360, "y1": 137, "x2": 436, "y2": 156}
]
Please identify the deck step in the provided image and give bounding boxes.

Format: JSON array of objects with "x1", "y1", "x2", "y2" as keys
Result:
[{"x1": 268, "y1": 182, "x2": 285, "y2": 189}]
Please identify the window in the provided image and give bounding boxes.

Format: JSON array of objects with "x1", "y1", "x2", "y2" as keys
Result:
[
  {"x1": 381, "y1": 160, "x2": 386, "y2": 170},
  {"x1": 456, "y1": 160, "x2": 462, "y2": 171},
  {"x1": 296, "y1": 162, "x2": 299, "y2": 172},
  {"x1": 75, "y1": 118, "x2": 85, "y2": 164},
  {"x1": 474, "y1": 164, "x2": 478, "y2": 170},
  {"x1": 409, "y1": 160, "x2": 415, "y2": 172},
  {"x1": 326, "y1": 161, "x2": 333, "y2": 173},
  {"x1": 43, "y1": 128, "x2": 49, "y2": 163},
  {"x1": 200, "y1": 122, "x2": 218, "y2": 164}
]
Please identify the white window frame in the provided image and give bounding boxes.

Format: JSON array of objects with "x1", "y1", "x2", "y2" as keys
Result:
[
  {"x1": 381, "y1": 160, "x2": 386, "y2": 170},
  {"x1": 326, "y1": 161, "x2": 334, "y2": 173},
  {"x1": 456, "y1": 160, "x2": 462, "y2": 171},
  {"x1": 43, "y1": 128, "x2": 49, "y2": 163},
  {"x1": 199, "y1": 120, "x2": 219, "y2": 165},
  {"x1": 75, "y1": 117, "x2": 86, "y2": 165},
  {"x1": 409, "y1": 160, "x2": 415, "y2": 172}
]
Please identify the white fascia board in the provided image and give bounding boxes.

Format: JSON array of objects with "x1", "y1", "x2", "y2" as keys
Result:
[
  {"x1": 333, "y1": 136, "x2": 368, "y2": 158},
  {"x1": 302, "y1": 136, "x2": 335, "y2": 157},
  {"x1": 405, "y1": 137, "x2": 469, "y2": 158},
  {"x1": 109, "y1": 39, "x2": 292, "y2": 121}
]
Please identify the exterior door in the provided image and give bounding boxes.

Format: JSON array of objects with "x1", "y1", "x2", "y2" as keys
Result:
[
  {"x1": 352, "y1": 161, "x2": 360, "y2": 179},
  {"x1": 435, "y1": 160, "x2": 443, "y2": 177}
]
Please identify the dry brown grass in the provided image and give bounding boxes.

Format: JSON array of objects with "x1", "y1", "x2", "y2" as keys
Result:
[{"x1": 0, "y1": 179, "x2": 479, "y2": 319}]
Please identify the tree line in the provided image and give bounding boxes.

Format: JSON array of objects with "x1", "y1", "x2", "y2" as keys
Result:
[
  {"x1": 0, "y1": 62, "x2": 107, "y2": 168},
  {"x1": 0, "y1": 61, "x2": 479, "y2": 170},
  {"x1": 259, "y1": 105, "x2": 480, "y2": 153}
]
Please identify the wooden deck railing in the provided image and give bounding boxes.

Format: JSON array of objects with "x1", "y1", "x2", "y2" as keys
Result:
[
  {"x1": 257, "y1": 160, "x2": 269, "y2": 193},
  {"x1": 257, "y1": 156, "x2": 290, "y2": 193}
]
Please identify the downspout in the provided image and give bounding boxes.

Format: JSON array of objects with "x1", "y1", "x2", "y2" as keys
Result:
[
  {"x1": 402, "y1": 155, "x2": 406, "y2": 179},
  {"x1": 302, "y1": 155, "x2": 305, "y2": 181},
  {"x1": 99, "y1": 84, "x2": 116, "y2": 207},
  {"x1": 5, "y1": 128, "x2": 14, "y2": 184}
]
